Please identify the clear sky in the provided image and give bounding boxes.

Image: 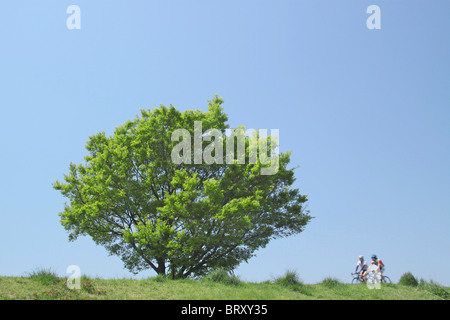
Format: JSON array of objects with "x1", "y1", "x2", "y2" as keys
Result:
[{"x1": 1, "y1": 1, "x2": 449, "y2": 286}]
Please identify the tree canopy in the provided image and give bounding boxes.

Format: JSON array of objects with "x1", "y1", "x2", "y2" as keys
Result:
[{"x1": 53, "y1": 96, "x2": 312, "y2": 279}]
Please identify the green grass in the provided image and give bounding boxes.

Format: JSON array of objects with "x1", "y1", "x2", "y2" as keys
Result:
[
  {"x1": 27, "y1": 267, "x2": 60, "y2": 286},
  {"x1": 398, "y1": 272, "x2": 419, "y2": 287},
  {"x1": 0, "y1": 269, "x2": 448, "y2": 300}
]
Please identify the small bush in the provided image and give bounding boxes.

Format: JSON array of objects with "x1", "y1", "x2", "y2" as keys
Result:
[
  {"x1": 274, "y1": 270, "x2": 303, "y2": 287},
  {"x1": 321, "y1": 277, "x2": 342, "y2": 289},
  {"x1": 203, "y1": 269, "x2": 241, "y2": 286},
  {"x1": 398, "y1": 272, "x2": 418, "y2": 287},
  {"x1": 274, "y1": 270, "x2": 312, "y2": 296},
  {"x1": 28, "y1": 268, "x2": 60, "y2": 286}
]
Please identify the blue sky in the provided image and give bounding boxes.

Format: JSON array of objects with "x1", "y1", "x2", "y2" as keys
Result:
[{"x1": 1, "y1": 1, "x2": 449, "y2": 286}]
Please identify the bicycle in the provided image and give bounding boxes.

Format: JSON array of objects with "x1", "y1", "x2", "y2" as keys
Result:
[
  {"x1": 366, "y1": 270, "x2": 391, "y2": 284},
  {"x1": 351, "y1": 272, "x2": 366, "y2": 284}
]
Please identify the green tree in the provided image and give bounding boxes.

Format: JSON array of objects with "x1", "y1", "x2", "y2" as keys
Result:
[{"x1": 53, "y1": 96, "x2": 312, "y2": 279}]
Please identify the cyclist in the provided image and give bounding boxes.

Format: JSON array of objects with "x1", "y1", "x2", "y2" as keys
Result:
[
  {"x1": 355, "y1": 255, "x2": 368, "y2": 282},
  {"x1": 365, "y1": 254, "x2": 385, "y2": 281}
]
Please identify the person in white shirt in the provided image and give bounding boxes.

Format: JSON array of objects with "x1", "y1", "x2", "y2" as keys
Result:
[{"x1": 355, "y1": 255, "x2": 368, "y2": 282}]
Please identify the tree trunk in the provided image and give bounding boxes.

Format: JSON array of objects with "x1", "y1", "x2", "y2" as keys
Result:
[{"x1": 156, "y1": 258, "x2": 166, "y2": 275}]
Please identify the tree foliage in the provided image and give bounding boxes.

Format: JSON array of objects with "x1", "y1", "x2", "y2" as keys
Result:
[{"x1": 54, "y1": 96, "x2": 312, "y2": 278}]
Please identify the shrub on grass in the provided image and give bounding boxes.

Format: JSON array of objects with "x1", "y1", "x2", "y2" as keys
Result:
[
  {"x1": 274, "y1": 270, "x2": 312, "y2": 296},
  {"x1": 203, "y1": 268, "x2": 241, "y2": 286},
  {"x1": 28, "y1": 268, "x2": 60, "y2": 286},
  {"x1": 274, "y1": 270, "x2": 302, "y2": 287},
  {"x1": 398, "y1": 272, "x2": 418, "y2": 287},
  {"x1": 320, "y1": 277, "x2": 343, "y2": 289}
]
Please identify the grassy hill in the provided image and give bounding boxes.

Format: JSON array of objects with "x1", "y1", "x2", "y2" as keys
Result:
[{"x1": 0, "y1": 269, "x2": 448, "y2": 300}]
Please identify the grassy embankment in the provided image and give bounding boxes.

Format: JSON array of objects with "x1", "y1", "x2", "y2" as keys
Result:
[{"x1": 0, "y1": 269, "x2": 448, "y2": 300}]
